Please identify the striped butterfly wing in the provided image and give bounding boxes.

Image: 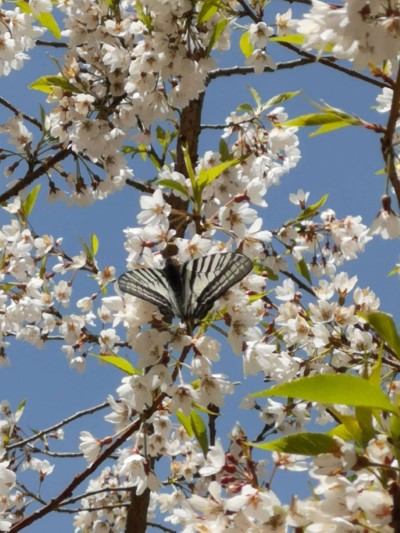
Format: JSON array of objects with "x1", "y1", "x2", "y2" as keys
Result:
[
  {"x1": 181, "y1": 253, "x2": 253, "y2": 321},
  {"x1": 117, "y1": 267, "x2": 178, "y2": 318}
]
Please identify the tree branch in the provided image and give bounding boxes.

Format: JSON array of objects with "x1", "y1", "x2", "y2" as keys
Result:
[
  {"x1": 0, "y1": 148, "x2": 72, "y2": 204},
  {"x1": 380, "y1": 65, "x2": 400, "y2": 207},
  {"x1": 0, "y1": 97, "x2": 42, "y2": 129},
  {"x1": 7, "y1": 401, "x2": 109, "y2": 451}
]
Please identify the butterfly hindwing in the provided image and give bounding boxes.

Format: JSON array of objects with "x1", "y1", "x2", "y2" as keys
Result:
[
  {"x1": 118, "y1": 268, "x2": 176, "y2": 318},
  {"x1": 182, "y1": 253, "x2": 253, "y2": 320}
]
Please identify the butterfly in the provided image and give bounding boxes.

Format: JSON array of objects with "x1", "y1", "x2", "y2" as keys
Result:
[{"x1": 117, "y1": 252, "x2": 253, "y2": 324}]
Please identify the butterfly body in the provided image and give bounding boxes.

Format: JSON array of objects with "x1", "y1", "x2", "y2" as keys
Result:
[{"x1": 118, "y1": 253, "x2": 253, "y2": 323}]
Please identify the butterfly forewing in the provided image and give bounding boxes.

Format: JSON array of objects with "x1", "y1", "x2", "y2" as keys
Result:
[
  {"x1": 182, "y1": 253, "x2": 253, "y2": 320},
  {"x1": 118, "y1": 253, "x2": 253, "y2": 323},
  {"x1": 117, "y1": 268, "x2": 177, "y2": 318}
]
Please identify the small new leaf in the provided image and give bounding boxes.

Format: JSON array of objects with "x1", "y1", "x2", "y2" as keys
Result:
[
  {"x1": 359, "y1": 312, "x2": 400, "y2": 360},
  {"x1": 249, "y1": 432, "x2": 338, "y2": 455},
  {"x1": 29, "y1": 75, "x2": 78, "y2": 94},
  {"x1": 157, "y1": 179, "x2": 190, "y2": 198},
  {"x1": 90, "y1": 354, "x2": 136, "y2": 375},
  {"x1": 91, "y1": 233, "x2": 99, "y2": 257},
  {"x1": 21, "y1": 185, "x2": 41, "y2": 219},
  {"x1": 197, "y1": 159, "x2": 240, "y2": 190},
  {"x1": 206, "y1": 19, "x2": 229, "y2": 55},
  {"x1": 190, "y1": 410, "x2": 208, "y2": 455},
  {"x1": 197, "y1": 0, "x2": 220, "y2": 25},
  {"x1": 35, "y1": 12, "x2": 62, "y2": 39},
  {"x1": 295, "y1": 258, "x2": 312, "y2": 284},
  {"x1": 294, "y1": 193, "x2": 328, "y2": 222},
  {"x1": 239, "y1": 31, "x2": 254, "y2": 58}
]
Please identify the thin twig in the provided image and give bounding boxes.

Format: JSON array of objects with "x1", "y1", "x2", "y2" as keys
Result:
[
  {"x1": 9, "y1": 393, "x2": 165, "y2": 532},
  {"x1": 0, "y1": 97, "x2": 42, "y2": 129},
  {"x1": 208, "y1": 58, "x2": 314, "y2": 82},
  {"x1": 36, "y1": 40, "x2": 68, "y2": 48},
  {"x1": 0, "y1": 148, "x2": 72, "y2": 204},
  {"x1": 381, "y1": 65, "x2": 400, "y2": 207},
  {"x1": 279, "y1": 42, "x2": 389, "y2": 89},
  {"x1": 7, "y1": 401, "x2": 109, "y2": 451}
]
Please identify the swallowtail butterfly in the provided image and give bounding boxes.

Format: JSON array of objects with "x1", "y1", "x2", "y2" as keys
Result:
[{"x1": 118, "y1": 253, "x2": 252, "y2": 323}]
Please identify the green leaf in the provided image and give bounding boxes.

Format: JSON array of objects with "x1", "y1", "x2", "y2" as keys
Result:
[
  {"x1": 239, "y1": 31, "x2": 254, "y2": 58},
  {"x1": 15, "y1": 398, "x2": 27, "y2": 423},
  {"x1": 35, "y1": 12, "x2": 61, "y2": 39},
  {"x1": 294, "y1": 193, "x2": 328, "y2": 222},
  {"x1": 90, "y1": 354, "x2": 136, "y2": 375},
  {"x1": 390, "y1": 392, "x2": 400, "y2": 447},
  {"x1": 295, "y1": 258, "x2": 312, "y2": 284},
  {"x1": 15, "y1": 0, "x2": 31, "y2": 13},
  {"x1": 248, "y1": 86, "x2": 261, "y2": 108},
  {"x1": 249, "y1": 432, "x2": 338, "y2": 455},
  {"x1": 369, "y1": 350, "x2": 382, "y2": 388},
  {"x1": 197, "y1": 0, "x2": 220, "y2": 24},
  {"x1": 192, "y1": 403, "x2": 218, "y2": 416},
  {"x1": 176, "y1": 411, "x2": 193, "y2": 437},
  {"x1": 190, "y1": 410, "x2": 208, "y2": 455},
  {"x1": 39, "y1": 256, "x2": 48, "y2": 279},
  {"x1": 197, "y1": 158, "x2": 240, "y2": 190},
  {"x1": 281, "y1": 112, "x2": 359, "y2": 129},
  {"x1": 260, "y1": 90, "x2": 302, "y2": 112},
  {"x1": 91, "y1": 233, "x2": 99, "y2": 257},
  {"x1": 388, "y1": 265, "x2": 400, "y2": 277},
  {"x1": 219, "y1": 138, "x2": 230, "y2": 161},
  {"x1": 269, "y1": 34, "x2": 305, "y2": 46},
  {"x1": 360, "y1": 312, "x2": 400, "y2": 360},
  {"x1": 251, "y1": 374, "x2": 396, "y2": 413},
  {"x1": 156, "y1": 126, "x2": 166, "y2": 145},
  {"x1": 236, "y1": 102, "x2": 253, "y2": 113},
  {"x1": 355, "y1": 406, "x2": 375, "y2": 444},
  {"x1": 182, "y1": 146, "x2": 197, "y2": 189},
  {"x1": 106, "y1": 0, "x2": 121, "y2": 18},
  {"x1": 21, "y1": 184, "x2": 41, "y2": 219},
  {"x1": 39, "y1": 104, "x2": 47, "y2": 129},
  {"x1": 29, "y1": 75, "x2": 78, "y2": 94},
  {"x1": 157, "y1": 179, "x2": 190, "y2": 198},
  {"x1": 206, "y1": 18, "x2": 229, "y2": 55},
  {"x1": 81, "y1": 239, "x2": 92, "y2": 262},
  {"x1": 328, "y1": 416, "x2": 363, "y2": 442},
  {"x1": 135, "y1": 0, "x2": 153, "y2": 30},
  {"x1": 309, "y1": 121, "x2": 353, "y2": 137}
]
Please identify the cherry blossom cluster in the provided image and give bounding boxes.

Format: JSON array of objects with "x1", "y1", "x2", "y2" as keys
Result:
[
  {"x1": 0, "y1": 112, "x2": 395, "y2": 531},
  {"x1": 2, "y1": 0, "x2": 400, "y2": 530},
  {"x1": 0, "y1": 3, "x2": 44, "y2": 77},
  {"x1": 290, "y1": 0, "x2": 400, "y2": 69},
  {"x1": 69, "y1": 129, "x2": 396, "y2": 530},
  {"x1": 41, "y1": 0, "x2": 234, "y2": 203}
]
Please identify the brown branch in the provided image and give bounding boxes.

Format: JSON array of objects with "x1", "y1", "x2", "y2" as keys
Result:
[
  {"x1": 278, "y1": 42, "x2": 389, "y2": 90},
  {"x1": 0, "y1": 148, "x2": 72, "y2": 204},
  {"x1": 9, "y1": 395, "x2": 165, "y2": 532},
  {"x1": 125, "y1": 178, "x2": 155, "y2": 194},
  {"x1": 7, "y1": 401, "x2": 109, "y2": 452},
  {"x1": 381, "y1": 65, "x2": 400, "y2": 207},
  {"x1": 36, "y1": 40, "x2": 68, "y2": 48},
  {"x1": 0, "y1": 97, "x2": 42, "y2": 129},
  {"x1": 168, "y1": 94, "x2": 205, "y2": 242},
  {"x1": 236, "y1": 0, "x2": 259, "y2": 22},
  {"x1": 207, "y1": 58, "x2": 315, "y2": 82},
  {"x1": 125, "y1": 487, "x2": 151, "y2": 533}
]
